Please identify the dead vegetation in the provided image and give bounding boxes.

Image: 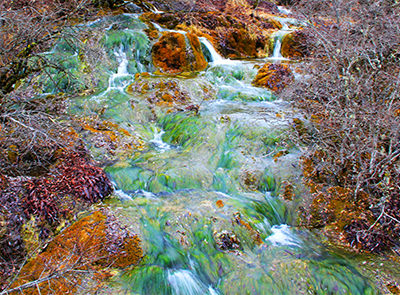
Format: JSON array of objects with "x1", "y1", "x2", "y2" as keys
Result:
[{"x1": 286, "y1": 0, "x2": 400, "y2": 252}]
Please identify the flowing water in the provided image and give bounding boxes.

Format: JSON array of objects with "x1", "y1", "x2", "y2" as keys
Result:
[{"x1": 40, "y1": 13, "x2": 400, "y2": 295}]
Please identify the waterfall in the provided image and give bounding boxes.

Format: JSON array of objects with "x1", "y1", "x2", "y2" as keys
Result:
[
  {"x1": 268, "y1": 34, "x2": 289, "y2": 61},
  {"x1": 199, "y1": 37, "x2": 223, "y2": 63},
  {"x1": 93, "y1": 44, "x2": 133, "y2": 99},
  {"x1": 199, "y1": 37, "x2": 238, "y2": 65},
  {"x1": 114, "y1": 45, "x2": 129, "y2": 75},
  {"x1": 272, "y1": 39, "x2": 283, "y2": 59},
  {"x1": 107, "y1": 44, "x2": 132, "y2": 89}
]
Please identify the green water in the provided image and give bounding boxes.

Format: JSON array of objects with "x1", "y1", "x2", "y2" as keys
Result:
[{"x1": 41, "y1": 13, "x2": 400, "y2": 294}]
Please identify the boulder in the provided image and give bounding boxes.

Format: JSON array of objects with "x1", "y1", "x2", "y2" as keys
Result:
[
  {"x1": 11, "y1": 211, "x2": 142, "y2": 294},
  {"x1": 252, "y1": 63, "x2": 294, "y2": 92},
  {"x1": 152, "y1": 32, "x2": 208, "y2": 74},
  {"x1": 281, "y1": 31, "x2": 309, "y2": 59}
]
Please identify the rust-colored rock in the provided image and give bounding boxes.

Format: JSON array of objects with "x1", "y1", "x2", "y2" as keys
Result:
[
  {"x1": 253, "y1": 63, "x2": 294, "y2": 92},
  {"x1": 186, "y1": 33, "x2": 208, "y2": 70},
  {"x1": 281, "y1": 31, "x2": 309, "y2": 59},
  {"x1": 10, "y1": 211, "x2": 142, "y2": 294},
  {"x1": 143, "y1": 10, "x2": 280, "y2": 59},
  {"x1": 152, "y1": 32, "x2": 207, "y2": 74},
  {"x1": 224, "y1": 28, "x2": 258, "y2": 58}
]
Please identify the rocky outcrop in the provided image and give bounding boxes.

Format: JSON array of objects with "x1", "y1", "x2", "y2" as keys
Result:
[
  {"x1": 252, "y1": 63, "x2": 294, "y2": 92},
  {"x1": 152, "y1": 32, "x2": 208, "y2": 74},
  {"x1": 10, "y1": 211, "x2": 142, "y2": 294},
  {"x1": 143, "y1": 10, "x2": 281, "y2": 59},
  {"x1": 281, "y1": 31, "x2": 309, "y2": 59}
]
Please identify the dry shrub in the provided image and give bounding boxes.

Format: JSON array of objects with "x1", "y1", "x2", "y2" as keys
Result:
[
  {"x1": 0, "y1": 0, "x2": 134, "y2": 291},
  {"x1": 0, "y1": 150, "x2": 114, "y2": 290},
  {"x1": 0, "y1": 0, "x2": 95, "y2": 97},
  {"x1": 286, "y1": 0, "x2": 400, "y2": 252},
  {"x1": 0, "y1": 110, "x2": 71, "y2": 177}
]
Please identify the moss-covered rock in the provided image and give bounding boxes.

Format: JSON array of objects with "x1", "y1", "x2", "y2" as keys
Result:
[
  {"x1": 79, "y1": 117, "x2": 146, "y2": 162},
  {"x1": 252, "y1": 63, "x2": 294, "y2": 92}
]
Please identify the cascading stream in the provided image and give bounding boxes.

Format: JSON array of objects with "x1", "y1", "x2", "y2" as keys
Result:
[{"x1": 58, "y1": 13, "x2": 398, "y2": 295}]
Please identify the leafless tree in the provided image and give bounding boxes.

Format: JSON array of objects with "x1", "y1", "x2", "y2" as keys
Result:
[{"x1": 286, "y1": 0, "x2": 400, "y2": 252}]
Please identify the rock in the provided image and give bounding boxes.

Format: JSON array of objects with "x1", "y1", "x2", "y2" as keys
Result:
[
  {"x1": 281, "y1": 31, "x2": 309, "y2": 59},
  {"x1": 124, "y1": 3, "x2": 142, "y2": 13},
  {"x1": 252, "y1": 63, "x2": 294, "y2": 92},
  {"x1": 214, "y1": 230, "x2": 240, "y2": 251},
  {"x1": 142, "y1": 11, "x2": 280, "y2": 59},
  {"x1": 152, "y1": 32, "x2": 208, "y2": 74},
  {"x1": 11, "y1": 211, "x2": 143, "y2": 294}
]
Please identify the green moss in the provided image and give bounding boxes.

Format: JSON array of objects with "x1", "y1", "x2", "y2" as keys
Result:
[{"x1": 160, "y1": 113, "x2": 205, "y2": 147}]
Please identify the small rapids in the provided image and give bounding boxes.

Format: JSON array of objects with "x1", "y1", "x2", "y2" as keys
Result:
[
  {"x1": 150, "y1": 128, "x2": 171, "y2": 152},
  {"x1": 45, "y1": 12, "x2": 400, "y2": 295},
  {"x1": 266, "y1": 224, "x2": 299, "y2": 247}
]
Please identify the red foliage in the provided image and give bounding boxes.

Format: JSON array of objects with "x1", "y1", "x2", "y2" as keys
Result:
[
  {"x1": 21, "y1": 152, "x2": 113, "y2": 224},
  {"x1": 23, "y1": 178, "x2": 64, "y2": 224},
  {"x1": 1, "y1": 152, "x2": 113, "y2": 289},
  {"x1": 56, "y1": 155, "x2": 113, "y2": 203}
]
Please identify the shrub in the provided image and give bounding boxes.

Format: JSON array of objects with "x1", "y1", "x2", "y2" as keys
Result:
[{"x1": 286, "y1": 0, "x2": 400, "y2": 252}]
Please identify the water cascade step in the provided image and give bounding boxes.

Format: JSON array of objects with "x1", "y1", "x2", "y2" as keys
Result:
[
  {"x1": 199, "y1": 37, "x2": 238, "y2": 65},
  {"x1": 39, "y1": 12, "x2": 399, "y2": 295}
]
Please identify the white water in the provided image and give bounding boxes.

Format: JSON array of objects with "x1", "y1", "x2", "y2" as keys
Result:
[
  {"x1": 273, "y1": 39, "x2": 283, "y2": 59},
  {"x1": 152, "y1": 22, "x2": 187, "y2": 34},
  {"x1": 267, "y1": 32, "x2": 291, "y2": 61},
  {"x1": 199, "y1": 37, "x2": 238, "y2": 65},
  {"x1": 93, "y1": 45, "x2": 133, "y2": 100},
  {"x1": 266, "y1": 16, "x2": 296, "y2": 60},
  {"x1": 216, "y1": 191, "x2": 233, "y2": 199},
  {"x1": 152, "y1": 6, "x2": 164, "y2": 14},
  {"x1": 133, "y1": 189, "x2": 158, "y2": 199},
  {"x1": 150, "y1": 129, "x2": 171, "y2": 152},
  {"x1": 281, "y1": 21, "x2": 290, "y2": 31},
  {"x1": 266, "y1": 224, "x2": 299, "y2": 247},
  {"x1": 208, "y1": 286, "x2": 219, "y2": 295},
  {"x1": 277, "y1": 6, "x2": 292, "y2": 15},
  {"x1": 114, "y1": 45, "x2": 129, "y2": 76},
  {"x1": 167, "y1": 270, "x2": 217, "y2": 295},
  {"x1": 114, "y1": 189, "x2": 133, "y2": 201},
  {"x1": 152, "y1": 22, "x2": 165, "y2": 32}
]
